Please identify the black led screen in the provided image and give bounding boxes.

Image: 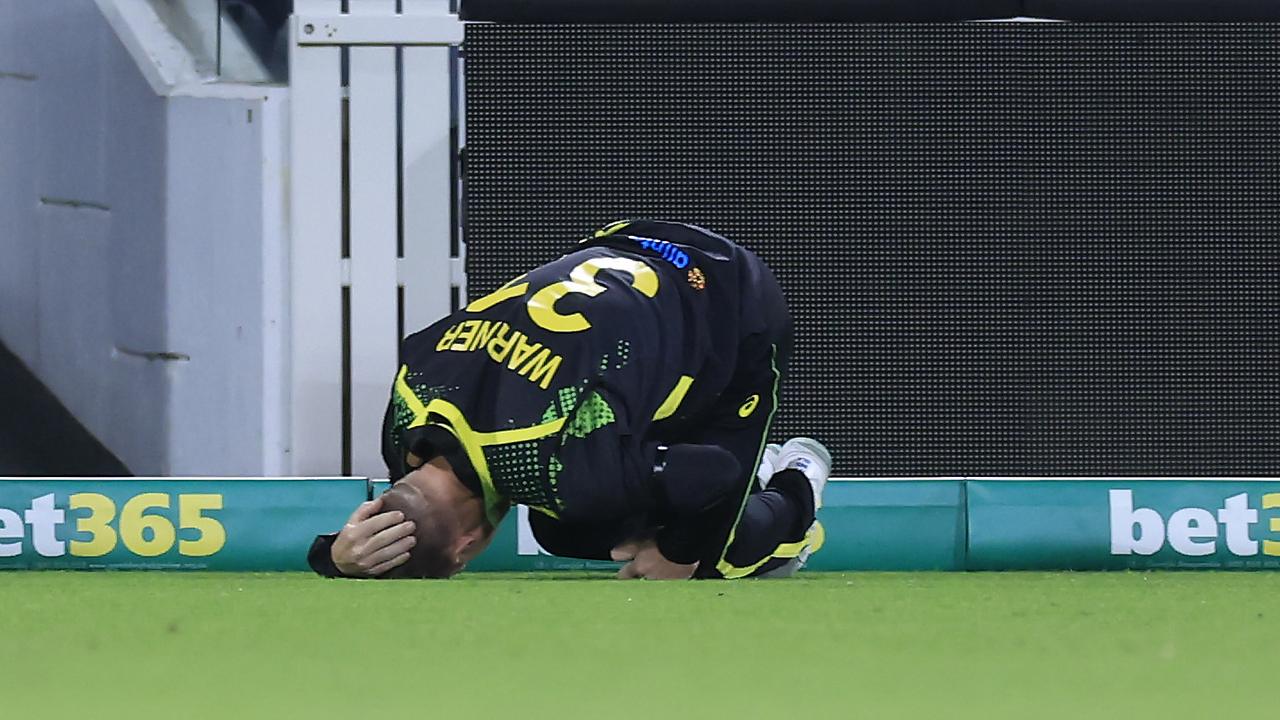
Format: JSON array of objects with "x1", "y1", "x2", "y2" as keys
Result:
[{"x1": 463, "y1": 24, "x2": 1279, "y2": 476}]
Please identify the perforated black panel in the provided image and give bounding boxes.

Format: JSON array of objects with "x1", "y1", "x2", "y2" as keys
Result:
[{"x1": 463, "y1": 24, "x2": 1280, "y2": 476}]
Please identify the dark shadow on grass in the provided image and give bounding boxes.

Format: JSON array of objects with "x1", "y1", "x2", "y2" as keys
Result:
[{"x1": 460, "y1": 572, "x2": 619, "y2": 581}]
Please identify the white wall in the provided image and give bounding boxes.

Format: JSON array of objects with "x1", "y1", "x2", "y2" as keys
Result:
[
  {"x1": 0, "y1": 0, "x2": 168, "y2": 472},
  {"x1": 0, "y1": 1, "x2": 288, "y2": 475},
  {"x1": 165, "y1": 94, "x2": 289, "y2": 476}
]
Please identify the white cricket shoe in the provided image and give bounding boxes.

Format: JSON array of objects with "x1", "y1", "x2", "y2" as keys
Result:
[
  {"x1": 756, "y1": 443, "x2": 783, "y2": 489},
  {"x1": 757, "y1": 437, "x2": 832, "y2": 578},
  {"x1": 773, "y1": 436, "x2": 832, "y2": 510}
]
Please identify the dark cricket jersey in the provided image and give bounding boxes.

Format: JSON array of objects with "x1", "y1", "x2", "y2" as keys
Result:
[{"x1": 383, "y1": 220, "x2": 790, "y2": 564}]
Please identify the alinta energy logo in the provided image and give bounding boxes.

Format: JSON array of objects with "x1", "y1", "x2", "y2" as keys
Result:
[{"x1": 1109, "y1": 489, "x2": 1280, "y2": 558}]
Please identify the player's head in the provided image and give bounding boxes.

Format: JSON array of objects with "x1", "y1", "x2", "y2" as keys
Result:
[{"x1": 378, "y1": 460, "x2": 495, "y2": 578}]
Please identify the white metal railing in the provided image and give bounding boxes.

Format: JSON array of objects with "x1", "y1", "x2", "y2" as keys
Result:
[{"x1": 288, "y1": 0, "x2": 461, "y2": 477}]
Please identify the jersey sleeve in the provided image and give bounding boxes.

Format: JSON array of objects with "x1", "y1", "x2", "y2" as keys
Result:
[
  {"x1": 543, "y1": 384, "x2": 657, "y2": 525},
  {"x1": 548, "y1": 335, "x2": 783, "y2": 567},
  {"x1": 547, "y1": 382, "x2": 753, "y2": 530}
]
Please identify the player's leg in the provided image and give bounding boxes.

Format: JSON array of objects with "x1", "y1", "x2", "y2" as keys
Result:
[
  {"x1": 646, "y1": 235, "x2": 827, "y2": 579},
  {"x1": 720, "y1": 470, "x2": 814, "y2": 572},
  {"x1": 703, "y1": 437, "x2": 830, "y2": 578},
  {"x1": 688, "y1": 247, "x2": 809, "y2": 578},
  {"x1": 748, "y1": 437, "x2": 833, "y2": 577}
]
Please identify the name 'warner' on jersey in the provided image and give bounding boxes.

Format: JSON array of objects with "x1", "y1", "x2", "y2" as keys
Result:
[{"x1": 383, "y1": 220, "x2": 781, "y2": 525}]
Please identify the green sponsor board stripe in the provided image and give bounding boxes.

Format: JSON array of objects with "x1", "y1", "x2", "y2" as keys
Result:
[
  {"x1": 0, "y1": 478, "x2": 366, "y2": 571},
  {"x1": 968, "y1": 480, "x2": 1280, "y2": 571},
  {"x1": 805, "y1": 480, "x2": 965, "y2": 571}
]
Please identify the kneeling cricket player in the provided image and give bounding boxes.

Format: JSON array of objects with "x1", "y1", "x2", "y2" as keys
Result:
[{"x1": 308, "y1": 220, "x2": 831, "y2": 580}]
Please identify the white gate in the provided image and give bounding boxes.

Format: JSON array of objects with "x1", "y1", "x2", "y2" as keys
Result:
[{"x1": 288, "y1": 0, "x2": 463, "y2": 477}]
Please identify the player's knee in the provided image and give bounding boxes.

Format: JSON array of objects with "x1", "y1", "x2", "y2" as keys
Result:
[{"x1": 655, "y1": 445, "x2": 743, "y2": 513}]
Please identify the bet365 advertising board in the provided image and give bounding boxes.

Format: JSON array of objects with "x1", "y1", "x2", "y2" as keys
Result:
[
  {"x1": 0, "y1": 478, "x2": 362, "y2": 570},
  {"x1": 968, "y1": 480, "x2": 1280, "y2": 570},
  {"x1": 3, "y1": 477, "x2": 1279, "y2": 571}
]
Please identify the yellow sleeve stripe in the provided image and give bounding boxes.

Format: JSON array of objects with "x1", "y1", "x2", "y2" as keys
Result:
[
  {"x1": 395, "y1": 365, "x2": 429, "y2": 424},
  {"x1": 394, "y1": 365, "x2": 564, "y2": 523},
  {"x1": 594, "y1": 220, "x2": 632, "y2": 238},
  {"x1": 652, "y1": 375, "x2": 695, "y2": 421}
]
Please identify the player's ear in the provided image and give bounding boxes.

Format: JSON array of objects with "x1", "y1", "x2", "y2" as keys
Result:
[
  {"x1": 454, "y1": 522, "x2": 496, "y2": 568},
  {"x1": 455, "y1": 526, "x2": 481, "y2": 557}
]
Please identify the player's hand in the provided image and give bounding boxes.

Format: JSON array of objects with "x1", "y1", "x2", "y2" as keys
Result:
[
  {"x1": 611, "y1": 539, "x2": 698, "y2": 580},
  {"x1": 331, "y1": 497, "x2": 417, "y2": 578}
]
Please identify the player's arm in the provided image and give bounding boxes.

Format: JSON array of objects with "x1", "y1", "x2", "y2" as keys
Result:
[
  {"x1": 306, "y1": 497, "x2": 417, "y2": 578},
  {"x1": 547, "y1": 335, "x2": 780, "y2": 575},
  {"x1": 540, "y1": 385, "x2": 655, "y2": 527},
  {"x1": 610, "y1": 537, "x2": 700, "y2": 579}
]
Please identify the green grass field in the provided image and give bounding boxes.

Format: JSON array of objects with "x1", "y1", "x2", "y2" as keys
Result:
[{"x1": 4, "y1": 571, "x2": 1276, "y2": 719}]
